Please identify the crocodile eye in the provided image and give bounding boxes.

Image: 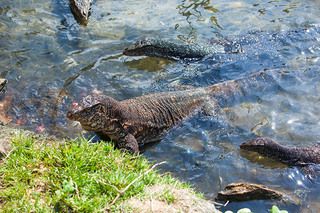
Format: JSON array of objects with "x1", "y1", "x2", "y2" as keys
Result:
[
  {"x1": 256, "y1": 138, "x2": 264, "y2": 145},
  {"x1": 254, "y1": 138, "x2": 264, "y2": 145},
  {"x1": 81, "y1": 11, "x2": 85, "y2": 16},
  {"x1": 138, "y1": 40, "x2": 144, "y2": 46}
]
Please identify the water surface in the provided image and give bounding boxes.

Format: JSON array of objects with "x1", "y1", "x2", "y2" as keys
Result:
[{"x1": 1, "y1": 0, "x2": 320, "y2": 212}]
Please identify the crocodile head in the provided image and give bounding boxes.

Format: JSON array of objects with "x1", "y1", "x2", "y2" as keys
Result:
[
  {"x1": 70, "y1": 0, "x2": 91, "y2": 26},
  {"x1": 67, "y1": 95, "x2": 122, "y2": 133},
  {"x1": 123, "y1": 38, "x2": 157, "y2": 56},
  {"x1": 0, "y1": 78, "x2": 7, "y2": 94},
  {"x1": 240, "y1": 137, "x2": 279, "y2": 155}
]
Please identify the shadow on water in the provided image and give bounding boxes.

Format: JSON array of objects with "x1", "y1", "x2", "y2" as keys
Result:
[
  {"x1": 124, "y1": 57, "x2": 173, "y2": 72},
  {"x1": 239, "y1": 149, "x2": 288, "y2": 169}
]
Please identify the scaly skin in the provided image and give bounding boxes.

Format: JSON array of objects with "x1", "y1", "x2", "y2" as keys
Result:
[
  {"x1": 68, "y1": 90, "x2": 211, "y2": 153},
  {"x1": 0, "y1": 79, "x2": 7, "y2": 94},
  {"x1": 69, "y1": 0, "x2": 92, "y2": 25},
  {"x1": 123, "y1": 38, "x2": 225, "y2": 60},
  {"x1": 240, "y1": 137, "x2": 320, "y2": 166},
  {"x1": 67, "y1": 70, "x2": 282, "y2": 154},
  {"x1": 124, "y1": 27, "x2": 320, "y2": 61}
]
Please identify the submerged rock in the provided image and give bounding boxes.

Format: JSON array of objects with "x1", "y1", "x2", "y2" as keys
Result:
[{"x1": 216, "y1": 182, "x2": 286, "y2": 202}]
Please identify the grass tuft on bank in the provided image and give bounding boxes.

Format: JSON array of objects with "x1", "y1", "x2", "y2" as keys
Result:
[{"x1": 0, "y1": 134, "x2": 188, "y2": 212}]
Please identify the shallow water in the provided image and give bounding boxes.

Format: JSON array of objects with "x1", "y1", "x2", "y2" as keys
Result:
[{"x1": 1, "y1": 0, "x2": 320, "y2": 212}]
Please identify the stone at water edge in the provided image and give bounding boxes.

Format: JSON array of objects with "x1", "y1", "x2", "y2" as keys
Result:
[{"x1": 216, "y1": 182, "x2": 293, "y2": 202}]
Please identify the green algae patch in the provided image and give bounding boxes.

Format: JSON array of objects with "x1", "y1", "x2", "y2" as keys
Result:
[{"x1": 0, "y1": 132, "x2": 193, "y2": 212}]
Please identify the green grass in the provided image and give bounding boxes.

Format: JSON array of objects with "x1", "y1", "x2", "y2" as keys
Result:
[
  {"x1": 0, "y1": 132, "x2": 288, "y2": 213},
  {"x1": 159, "y1": 189, "x2": 176, "y2": 204},
  {"x1": 0, "y1": 134, "x2": 187, "y2": 212}
]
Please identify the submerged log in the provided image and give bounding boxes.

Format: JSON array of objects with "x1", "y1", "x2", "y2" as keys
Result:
[
  {"x1": 216, "y1": 182, "x2": 285, "y2": 202},
  {"x1": 69, "y1": 0, "x2": 92, "y2": 25}
]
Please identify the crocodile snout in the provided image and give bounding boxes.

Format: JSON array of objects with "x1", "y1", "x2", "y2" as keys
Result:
[
  {"x1": 240, "y1": 137, "x2": 265, "y2": 150},
  {"x1": 123, "y1": 38, "x2": 154, "y2": 56},
  {"x1": 123, "y1": 46, "x2": 139, "y2": 56},
  {"x1": 240, "y1": 137, "x2": 276, "y2": 152},
  {"x1": 239, "y1": 140, "x2": 254, "y2": 150},
  {"x1": 122, "y1": 47, "x2": 131, "y2": 55},
  {"x1": 67, "y1": 101, "x2": 84, "y2": 120}
]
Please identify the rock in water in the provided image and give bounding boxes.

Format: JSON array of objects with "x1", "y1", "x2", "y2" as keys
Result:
[
  {"x1": 69, "y1": 0, "x2": 92, "y2": 25},
  {"x1": 216, "y1": 182, "x2": 285, "y2": 202}
]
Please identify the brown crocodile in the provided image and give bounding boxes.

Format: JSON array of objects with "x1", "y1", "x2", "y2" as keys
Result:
[
  {"x1": 123, "y1": 27, "x2": 320, "y2": 61},
  {"x1": 69, "y1": 0, "x2": 92, "y2": 25},
  {"x1": 67, "y1": 70, "x2": 285, "y2": 154},
  {"x1": 123, "y1": 38, "x2": 226, "y2": 60},
  {"x1": 240, "y1": 137, "x2": 320, "y2": 167}
]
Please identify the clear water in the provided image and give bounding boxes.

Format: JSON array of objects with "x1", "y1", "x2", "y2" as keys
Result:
[{"x1": 1, "y1": 0, "x2": 320, "y2": 212}]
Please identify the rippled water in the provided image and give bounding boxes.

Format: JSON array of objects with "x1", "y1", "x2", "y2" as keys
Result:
[{"x1": 1, "y1": 0, "x2": 320, "y2": 212}]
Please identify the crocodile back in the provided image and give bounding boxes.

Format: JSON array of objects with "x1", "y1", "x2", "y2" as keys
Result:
[
  {"x1": 295, "y1": 145, "x2": 320, "y2": 165},
  {"x1": 120, "y1": 88, "x2": 209, "y2": 129}
]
